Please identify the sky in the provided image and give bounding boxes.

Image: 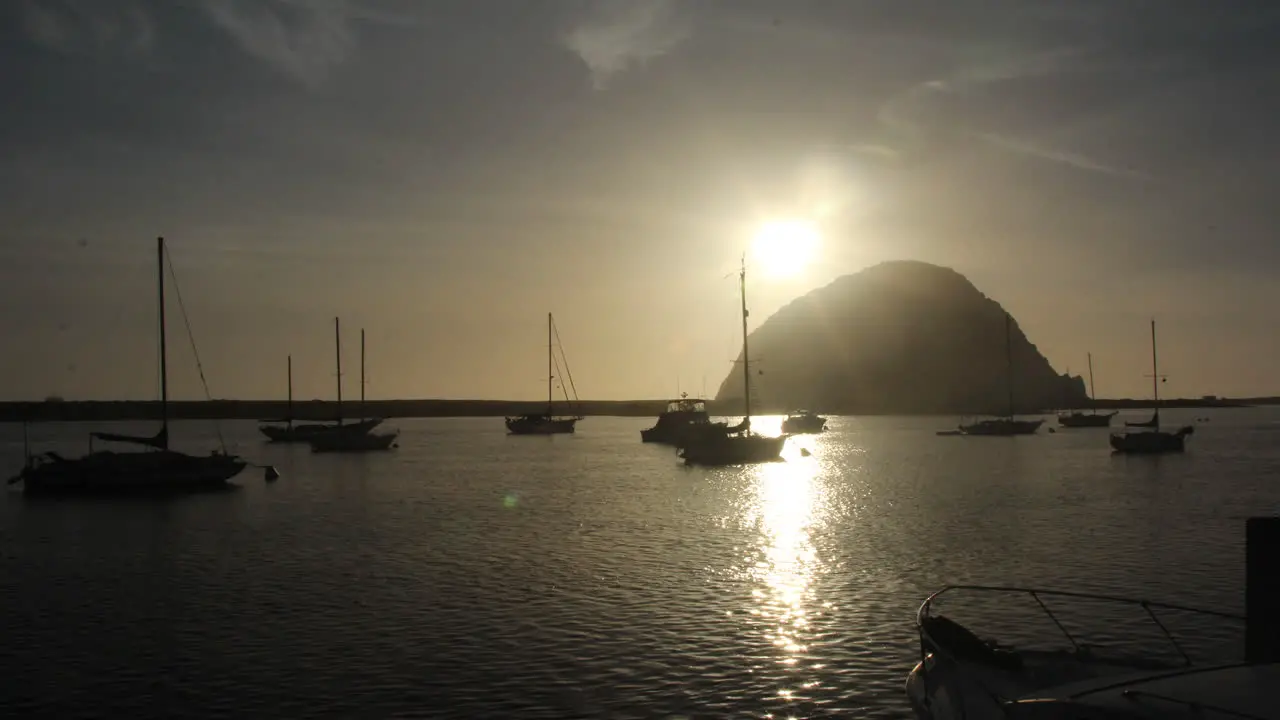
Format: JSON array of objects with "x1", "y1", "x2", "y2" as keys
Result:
[{"x1": 2, "y1": 0, "x2": 1279, "y2": 402}]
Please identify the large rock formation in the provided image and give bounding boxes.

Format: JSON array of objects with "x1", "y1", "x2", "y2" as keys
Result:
[{"x1": 715, "y1": 261, "x2": 1085, "y2": 414}]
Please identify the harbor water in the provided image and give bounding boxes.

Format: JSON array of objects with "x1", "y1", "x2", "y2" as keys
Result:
[{"x1": 3, "y1": 409, "x2": 1279, "y2": 718}]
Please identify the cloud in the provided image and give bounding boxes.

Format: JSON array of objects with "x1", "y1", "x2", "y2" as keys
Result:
[
  {"x1": 809, "y1": 143, "x2": 901, "y2": 163},
  {"x1": 198, "y1": 0, "x2": 414, "y2": 88},
  {"x1": 873, "y1": 43, "x2": 1163, "y2": 180},
  {"x1": 561, "y1": 0, "x2": 690, "y2": 90},
  {"x1": 846, "y1": 144, "x2": 900, "y2": 161},
  {"x1": 21, "y1": 0, "x2": 154, "y2": 55},
  {"x1": 976, "y1": 132, "x2": 1151, "y2": 180}
]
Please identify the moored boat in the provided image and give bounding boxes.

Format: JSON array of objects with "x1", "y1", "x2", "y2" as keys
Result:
[
  {"x1": 1058, "y1": 352, "x2": 1117, "y2": 428},
  {"x1": 1057, "y1": 411, "x2": 1116, "y2": 428},
  {"x1": 952, "y1": 313, "x2": 1042, "y2": 436},
  {"x1": 310, "y1": 430, "x2": 398, "y2": 453},
  {"x1": 680, "y1": 256, "x2": 786, "y2": 466},
  {"x1": 905, "y1": 585, "x2": 1249, "y2": 719},
  {"x1": 8, "y1": 237, "x2": 269, "y2": 495},
  {"x1": 308, "y1": 328, "x2": 398, "y2": 453},
  {"x1": 259, "y1": 338, "x2": 383, "y2": 443},
  {"x1": 781, "y1": 409, "x2": 827, "y2": 434},
  {"x1": 506, "y1": 313, "x2": 584, "y2": 435},
  {"x1": 959, "y1": 418, "x2": 1044, "y2": 436},
  {"x1": 641, "y1": 394, "x2": 728, "y2": 444},
  {"x1": 1110, "y1": 321, "x2": 1194, "y2": 454},
  {"x1": 260, "y1": 418, "x2": 382, "y2": 443}
]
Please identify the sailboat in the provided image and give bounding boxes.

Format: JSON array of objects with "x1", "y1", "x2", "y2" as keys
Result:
[
  {"x1": 258, "y1": 320, "x2": 382, "y2": 442},
  {"x1": 679, "y1": 256, "x2": 787, "y2": 465},
  {"x1": 955, "y1": 313, "x2": 1044, "y2": 436},
  {"x1": 1110, "y1": 320, "x2": 1194, "y2": 454},
  {"x1": 1058, "y1": 352, "x2": 1117, "y2": 428},
  {"x1": 505, "y1": 313, "x2": 584, "y2": 435},
  {"x1": 7, "y1": 237, "x2": 265, "y2": 495},
  {"x1": 309, "y1": 328, "x2": 399, "y2": 453}
]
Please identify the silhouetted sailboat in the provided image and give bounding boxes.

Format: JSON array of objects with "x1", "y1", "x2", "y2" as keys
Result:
[
  {"x1": 309, "y1": 329, "x2": 398, "y2": 453},
  {"x1": 1058, "y1": 352, "x2": 1117, "y2": 428},
  {"x1": 8, "y1": 237, "x2": 268, "y2": 495},
  {"x1": 955, "y1": 313, "x2": 1043, "y2": 436},
  {"x1": 259, "y1": 320, "x2": 382, "y2": 442},
  {"x1": 680, "y1": 256, "x2": 786, "y2": 465},
  {"x1": 1110, "y1": 320, "x2": 1193, "y2": 454},
  {"x1": 505, "y1": 313, "x2": 584, "y2": 435}
]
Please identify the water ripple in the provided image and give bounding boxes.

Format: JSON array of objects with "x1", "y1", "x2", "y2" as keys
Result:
[{"x1": 1, "y1": 409, "x2": 1276, "y2": 717}]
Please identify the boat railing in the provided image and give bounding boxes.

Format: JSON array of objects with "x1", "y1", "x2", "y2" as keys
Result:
[
  {"x1": 915, "y1": 585, "x2": 1244, "y2": 710},
  {"x1": 1119, "y1": 684, "x2": 1269, "y2": 720},
  {"x1": 918, "y1": 585, "x2": 1243, "y2": 665}
]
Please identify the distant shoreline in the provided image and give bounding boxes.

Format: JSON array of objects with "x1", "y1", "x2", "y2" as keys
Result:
[{"x1": 0, "y1": 397, "x2": 1261, "y2": 423}]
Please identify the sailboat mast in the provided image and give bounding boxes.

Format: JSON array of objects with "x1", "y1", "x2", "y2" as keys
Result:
[
  {"x1": 547, "y1": 312, "x2": 553, "y2": 416},
  {"x1": 360, "y1": 328, "x2": 366, "y2": 422},
  {"x1": 1004, "y1": 313, "x2": 1014, "y2": 418},
  {"x1": 157, "y1": 236, "x2": 169, "y2": 449},
  {"x1": 1150, "y1": 320, "x2": 1160, "y2": 423},
  {"x1": 1087, "y1": 352, "x2": 1096, "y2": 414},
  {"x1": 334, "y1": 317, "x2": 343, "y2": 425},
  {"x1": 740, "y1": 255, "x2": 752, "y2": 425},
  {"x1": 287, "y1": 355, "x2": 293, "y2": 428}
]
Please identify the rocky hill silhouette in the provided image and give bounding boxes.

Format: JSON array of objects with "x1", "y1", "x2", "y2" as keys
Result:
[{"x1": 716, "y1": 260, "x2": 1085, "y2": 414}]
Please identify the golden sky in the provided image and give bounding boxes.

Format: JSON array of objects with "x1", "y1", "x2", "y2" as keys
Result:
[{"x1": 3, "y1": 1, "x2": 1278, "y2": 401}]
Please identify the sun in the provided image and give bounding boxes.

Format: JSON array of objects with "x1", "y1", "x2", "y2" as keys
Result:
[{"x1": 751, "y1": 220, "x2": 820, "y2": 278}]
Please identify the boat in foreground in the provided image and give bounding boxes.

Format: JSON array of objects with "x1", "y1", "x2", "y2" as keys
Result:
[
  {"x1": 506, "y1": 312, "x2": 584, "y2": 435},
  {"x1": 15, "y1": 443, "x2": 248, "y2": 496},
  {"x1": 905, "y1": 585, "x2": 1250, "y2": 719},
  {"x1": 781, "y1": 409, "x2": 827, "y2": 434},
  {"x1": 680, "y1": 431, "x2": 786, "y2": 465},
  {"x1": 641, "y1": 394, "x2": 728, "y2": 444},
  {"x1": 1110, "y1": 320, "x2": 1193, "y2": 454},
  {"x1": 8, "y1": 237, "x2": 261, "y2": 495},
  {"x1": 680, "y1": 256, "x2": 786, "y2": 466}
]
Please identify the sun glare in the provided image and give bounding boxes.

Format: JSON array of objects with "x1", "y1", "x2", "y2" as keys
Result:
[{"x1": 752, "y1": 220, "x2": 820, "y2": 279}]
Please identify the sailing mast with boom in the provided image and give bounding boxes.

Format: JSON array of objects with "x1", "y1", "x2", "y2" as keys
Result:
[
  {"x1": 679, "y1": 255, "x2": 786, "y2": 465},
  {"x1": 1110, "y1": 320, "x2": 1194, "y2": 453},
  {"x1": 309, "y1": 327, "x2": 399, "y2": 453},
  {"x1": 10, "y1": 237, "x2": 273, "y2": 494},
  {"x1": 259, "y1": 319, "x2": 382, "y2": 442},
  {"x1": 953, "y1": 313, "x2": 1044, "y2": 436},
  {"x1": 1058, "y1": 352, "x2": 1118, "y2": 427},
  {"x1": 505, "y1": 313, "x2": 584, "y2": 435}
]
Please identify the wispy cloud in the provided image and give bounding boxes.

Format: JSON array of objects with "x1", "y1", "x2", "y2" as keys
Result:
[
  {"x1": 877, "y1": 79, "x2": 952, "y2": 138},
  {"x1": 877, "y1": 46, "x2": 1089, "y2": 137},
  {"x1": 562, "y1": 0, "x2": 690, "y2": 90},
  {"x1": 874, "y1": 45, "x2": 1158, "y2": 180},
  {"x1": 976, "y1": 132, "x2": 1151, "y2": 180},
  {"x1": 198, "y1": 0, "x2": 414, "y2": 88},
  {"x1": 810, "y1": 143, "x2": 901, "y2": 162},
  {"x1": 21, "y1": 0, "x2": 154, "y2": 55}
]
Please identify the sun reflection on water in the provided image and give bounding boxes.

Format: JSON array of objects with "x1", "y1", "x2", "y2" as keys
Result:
[{"x1": 739, "y1": 434, "x2": 828, "y2": 704}]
